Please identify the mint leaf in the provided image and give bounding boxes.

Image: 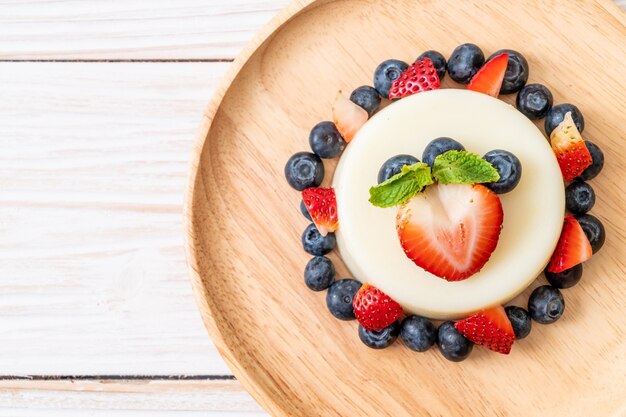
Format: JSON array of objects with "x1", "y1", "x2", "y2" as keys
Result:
[
  {"x1": 432, "y1": 150, "x2": 500, "y2": 185},
  {"x1": 369, "y1": 163, "x2": 433, "y2": 208}
]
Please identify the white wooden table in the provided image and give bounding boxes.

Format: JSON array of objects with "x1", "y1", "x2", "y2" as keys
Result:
[{"x1": 0, "y1": 1, "x2": 623, "y2": 415}]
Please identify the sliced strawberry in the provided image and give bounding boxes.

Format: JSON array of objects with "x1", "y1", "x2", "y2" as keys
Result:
[
  {"x1": 548, "y1": 215, "x2": 592, "y2": 273},
  {"x1": 467, "y1": 53, "x2": 508, "y2": 97},
  {"x1": 301, "y1": 187, "x2": 338, "y2": 236},
  {"x1": 454, "y1": 306, "x2": 515, "y2": 354},
  {"x1": 396, "y1": 183, "x2": 503, "y2": 281},
  {"x1": 353, "y1": 283, "x2": 403, "y2": 331},
  {"x1": 332, "y1": 92, "x2": 368, "y2": 142},
  {"x1": 550, "y1": 112, "x2": 593, "y2": 181},
  {"x1": 389, "y1": 58, "x2": 440, "y2": 100}
]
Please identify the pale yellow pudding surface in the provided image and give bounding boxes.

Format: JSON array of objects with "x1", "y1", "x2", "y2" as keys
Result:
[{"x1": 333, "y1": 89, "x2": 564, "y2": 320}]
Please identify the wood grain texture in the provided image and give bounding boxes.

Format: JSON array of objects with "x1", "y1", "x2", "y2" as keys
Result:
[
  {"x1": 0, "y1": 62, "x2": 234, "y2": 375},
  {"x1": 0, "y1": 379, "x2": 264, "y2": 415},
  {"x1": 0, "y1": 0, "x2": 289, "y2": 60},
  {"x1": 186, "y1": 0, "x2": 626, "y2": 416}
]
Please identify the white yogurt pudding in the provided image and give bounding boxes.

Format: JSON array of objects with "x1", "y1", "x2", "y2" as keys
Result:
[{"x1": 333, "y1": 89, "x2": 564, "y2": 320}]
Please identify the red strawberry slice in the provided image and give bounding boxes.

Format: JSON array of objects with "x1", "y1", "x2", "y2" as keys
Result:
[
  {"x1": 396, "y1": 183, "x2": 503, "y2": 281},
  {"x1": 332, "y1": 92, "x2": 368, "y2": 142},
  {"x1": 548, "y1": 215, "x2": 592, "y2": 273},
  {"x1": 353, "y1": 283, "x2": 403, "y2": 331},
  {"x1": 550, "y1": 112, "x2": 593, "y2": 181},
  {"x1": 454, "y1": 306, "x2": 515, "y2": 354},
  {"x1": 467, "y1": 52, "x2": 509, "y2": 97},
  {"x1": 389, "y1": 58, "x2": 440, "y2": 100},
  {"x1": 301, "y1": 187, "x2": 338, "y2": 236}
]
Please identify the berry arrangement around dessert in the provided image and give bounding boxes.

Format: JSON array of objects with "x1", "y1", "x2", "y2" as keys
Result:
[{"x1": 285, "y1": 44, "x2": 606, "y2": 361}]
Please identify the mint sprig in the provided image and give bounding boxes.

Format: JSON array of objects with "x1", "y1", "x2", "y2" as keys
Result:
[
  {"x1": 432, "y1": 150, "x2": 500, "y2": 185},
  {"x1": 368, "y1": 163, "x2": 433, "y2": 208}
]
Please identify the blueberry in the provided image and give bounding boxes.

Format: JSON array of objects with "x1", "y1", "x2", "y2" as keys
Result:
[
  {"x1": 326, "y1": 279, "x2": 361, "y2": 320},
  {"x1": 545, "y1": 103, "x2": 585, "y2": 136},
  {"x1": 528, "y1": 285, "x2": 565, "y2": 324},
  {"x1": 359, "y1": 322, "x2": 401, "y2": 349},
  {"x1": 504, "y1": 306, "x2": 532, "y2": 340},
  {"x1": 377, "y1": 154, "x2": 420, "y2": 183},
  {"x1": 309, "y1": 121, "x2": 346, "y2": 159},
  {"x1": 416, "y1": 50, "x2": 447, "y2": 81},
  {"x1": 422, "y1": 137, "x2": 465, "y2": 167},
  {"x1": 577, "y1": 141, "x2": 604, "y2": 181},
  {"x1": 373, "y1": 59, "x2": 409, "y2": 98},
  {"x1": 304, "y1": 256, "x2": 335, "y2": 291},
  {"x1": 447, "y1": 43, "x2": 485, "y2": 84},
  {"x1": 516, "y1": 83, "x2": 553, "y2": 120},
  {"x1": 300, "y1": 200, "x2": 312, "y2": 221},
  {"x1": 487, "y1": 49, "x2": 529, "y2": 94},
  {"x1": 575, "y1": 214, "x2": 606, "y2": 253},
  {"x1": 545, "y1": 264, "x2": 583, "y2": 289},
  {"x1": 483, "y1": 150, "x2": 522, "y2": 194},
  {"x1": 350, "y1": 86, "x2": 381, "y2": 117},
  {"x1": 437, "y1": 321, "x2": 473, "y2": 362},
  {"x1": 400, "y1": 315, "x2": 437, "y2": 352},
  {"x1": 302, "y1": 223, "x2": 336, "y2": 256},
  {"x1": 565, "y1": 181, "x2": 595, "y2": 214},
  {"x1": 284, "y1": 152, "x2": 324, "y2": 191}
]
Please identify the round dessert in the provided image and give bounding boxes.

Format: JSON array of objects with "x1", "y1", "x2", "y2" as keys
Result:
[
  {"x1": 286, "y1": 45, "x2": 606, "y2": 360},
  {"x1": 333, "y1": 89, "x2": 564, "y2": 319}
]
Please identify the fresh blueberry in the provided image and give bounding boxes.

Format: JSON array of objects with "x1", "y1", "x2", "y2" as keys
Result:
[
  {"x1": 284, "y1": 152, "x2": 324, "y2": 191},
  {"x1": 309, "y1": 121, "x2": 346, "y2": 159},
  {"x1": 326, "y1": 279, "x2": 361, "y2": 320},
  {"x1": 575, "y1": 214, "x2": 606, "y2": 253},
  {"x1": 300, "y1": 200, "x2": 312, "y2": 221},
  {"x1": 304, "y1": 256, "x2": 335, "y2": 291},
  {"x1": 565, "y1": 181, "x2": 595, "y2": 214},
  {"x1": 400, "y1": 315, "x2": 437, "y2": 352},
  {"x1": 373, "y1": 59, "x2": 409, "y2": 98},
  {"x1": 447, "y1": 43, "x2": 485, "y2": 84},
  {"x1": 350, "y1": 86, "x2": 381, "y2": 117},
  {"x1": 487, "y1": 49, "x2": 529, "y2": 94},
  {"x1": 483, "y1": 150, "x2": 522, "y2": 194},
  {"x1": 377, "y1": 154, "x2": 420, "y2": 183},
  {"x1": 416, "y1": 50, "x2": 447, "y2": 81},
  {"x1": 545, "y1": 264, "x2": 583, "y2": 289},
  {"x1": 437, "y1": 321, "x2": 473, "y2": 362},
  {"x1": 577, "y1": 141, "x2": 604, "y2": 181},
  {"x1": 505, "y1": 306, "x2": 532, "y2": 340},
  {"x1": 359, "y1": 321, "x2": 401, "y2": 349},
  {"x1": 516, "y1": 83, "x2": 553, "y2": 120},
  {"x1": 545, "y1": 103, "x2": 585, "y2": 136},
  {"x1": 302, "y1": 223, "x2": 336, "y2": 256},
  {"x1": 422, "y1": 137, "x2": 465, "y2": 167},
  {"x1": 528, "y1": 285, "x2": 565, "y2": 324}
]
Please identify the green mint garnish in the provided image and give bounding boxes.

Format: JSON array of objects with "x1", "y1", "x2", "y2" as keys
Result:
[
  {"x1": 432, "y1": 150, "x2": 500, "y2": 185},
  {"x1": 368, "y1": 163, "x2": 433, "y2": 208}
]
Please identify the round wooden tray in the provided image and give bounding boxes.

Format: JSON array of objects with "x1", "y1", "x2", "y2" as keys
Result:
[{"x1": 185, "y1": 1, "x2": 626, "y2": 415}]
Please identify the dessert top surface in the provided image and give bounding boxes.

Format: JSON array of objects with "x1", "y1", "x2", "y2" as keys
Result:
[{"x1": 333, "y1": 89, "x2": 565, "y2": 319}]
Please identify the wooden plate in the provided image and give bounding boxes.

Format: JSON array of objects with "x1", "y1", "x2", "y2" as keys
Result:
[{"x1": 185, "y1": 1, "x2": 626, "y2": 415}]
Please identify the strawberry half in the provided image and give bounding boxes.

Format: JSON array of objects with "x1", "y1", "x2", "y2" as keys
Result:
[
  {"x1": 353, "y1": 283, "x2": 403, "y2": 331},
  {"x1": 454, "y1": 306, "x2": 515, "y2": 354},
  {"x1": 396, "y1": 183, "x2": 503, "y2": 281},
  {"x1": 301, "y1": 187, "x2": 338, "y2": 236},
  {"x1": 332, "y1": 92, "x2": 368, "y2": 142},
  {"x1": 389, "y1": 57, "x2": 440, "y2": 100},
  {"x1": 548, "y1": 215, "x2": 592, "y2": 273},
  {"x1": 550, "y1": 112, "x2": 593, "y2": 181},
  {"x1": 467, "y1": 52, "x2": 508, "y2": 97}
]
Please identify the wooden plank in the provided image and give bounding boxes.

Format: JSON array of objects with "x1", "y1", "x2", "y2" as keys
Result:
[
  {"x1": 0, "y1": 379, "x2": 266, "y2": 415},
  {"x1": 0, "y1": 62, "x2": 234, "y2": 375},
  {"x1": 0, "y1": 0, "x2": 289, "y2": 60}
]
